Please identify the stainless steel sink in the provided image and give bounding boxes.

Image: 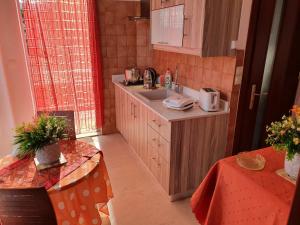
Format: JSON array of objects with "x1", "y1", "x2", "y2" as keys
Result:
[{"x1": 137, "y1": 89, "x2": 175, "y2": 101}]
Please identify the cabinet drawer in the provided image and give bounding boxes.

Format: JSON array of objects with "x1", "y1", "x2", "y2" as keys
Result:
[
  {"x1": 148, "y1": 125, "x2": 159, "y2": 148},
  {"x1": 147, "y1": 110, "x2": 171, "y2": 141},
  {"x1": 158, "y1": 136, "x2": 170, "y2": 162},
  {"x1": 148, "y1": 126, "x2": 170, "y2": 162}
]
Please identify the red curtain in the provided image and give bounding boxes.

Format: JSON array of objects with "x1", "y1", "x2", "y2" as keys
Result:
[{"x1": 22, "y1": 0, "x2": 104, "y2": 135}]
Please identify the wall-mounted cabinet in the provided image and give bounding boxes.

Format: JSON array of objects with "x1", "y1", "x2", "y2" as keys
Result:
[
  {"x1": 151, "y1": 0, "x2": 243, "y2": 56},
  {"x1": 151, "y1": 5, "x2": 185, "y2": 47}
]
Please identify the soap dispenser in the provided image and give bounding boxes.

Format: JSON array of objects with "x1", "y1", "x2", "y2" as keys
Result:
[{"x1": 164, "y1": 68, "x2": 172, "y2": 89}]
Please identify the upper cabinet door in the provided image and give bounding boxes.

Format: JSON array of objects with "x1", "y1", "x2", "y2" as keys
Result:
[
  {"x1": 161, "y1": 0, "x2": 185, "y2": 8},
  {"x1": 152, "y1": 0, "x2": 162, "y2": 10},
  {"x1": 151, "y1": 5, "x2": 184, "y2": 47},
  {"x1": 183, "y1": 0, "x2": 205, "y2": 49},
  {"x1": 151, "y1": 9, "x2": 164, "y2": 45}
]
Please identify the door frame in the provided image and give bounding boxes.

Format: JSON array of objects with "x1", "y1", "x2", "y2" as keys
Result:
[
  {"x1": 232, "y1": 0, "x2": 277, "y2": 154},
  {"x1": 261, "y1": 0, "x2": 300, "y2": 135},
  {"x1": 233, "y1": 0, "x2": 300, "y2": 154}
]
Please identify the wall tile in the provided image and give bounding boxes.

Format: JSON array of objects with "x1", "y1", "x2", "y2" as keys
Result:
[
  {"x1": 98, "y1": 0, "x2": 139, "y2": 134},
  {"x1": 152, "y1": 50, "x2": 237, "y2": 100},
  {"x1": 223, "y1": 57, "x2": 236, "y2": 74}
]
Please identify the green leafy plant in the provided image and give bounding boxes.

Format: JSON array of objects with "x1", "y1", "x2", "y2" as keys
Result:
[
  {"x1": 14, "y1": 114, "x2": 68, "y2": 158},
  {"x1": 266, "y1": 105, "x2": 300, "y2": 160}
]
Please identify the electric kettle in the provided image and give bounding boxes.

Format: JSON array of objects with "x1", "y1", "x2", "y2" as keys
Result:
[
  {"x1": 125, "y1": 67, "x2": 140, "y2": 83},
  {"x1": 143, "y1": 68, "x2": 157, "y2": 89}
]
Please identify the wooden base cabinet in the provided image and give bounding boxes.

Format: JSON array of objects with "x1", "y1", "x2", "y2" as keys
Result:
[{"x1": 115, "y1": 84, "x2": 228, "y2": 200}]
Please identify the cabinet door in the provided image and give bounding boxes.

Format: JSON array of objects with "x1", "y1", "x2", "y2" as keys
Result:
[
  {"x1": 147, "y1": 109, "x2": 171, "y2": 141},
  {"x1": 158, "y1": 136, "x2": 170, "y2": 162},
  {"x1": 115, "y1": 86, "x2": 120, "y2": 132},
  {"x1": 182, "y1": 0, "x2": 205, "y2": 49},
  {"x1": 122, "y1": 92, "x2": 130, "y2": 142},
  {"x1": 132, "y1": 98, "x2": 140, "y2": 152},
  {"x1": 147, "y1": 126, "x2": 159, "y2": 177},
  {"x1": 161, "y1": 0, "x2": 184, "y2": 8},
  {"x1": 157, "y1": 154, "x2": 170, "y2": 193},
  {"x1": 127, "y1": 95, "x2": 134, "y2": 146},
  {"x1": 151, "y1": 0, "x2": 161, "y2": 10},
  {"x1": 151, "y1": 5, "x2": 184, "y2": 47},
  {"x1": 117, "y1": 87, "x2": 127, "y2": 137},
  {"x1": 151, "y1": 9, "x2": 165, "y2": 45},
  {"x1": 138, "y1": 103, "x2": 148, "y2": 165}
]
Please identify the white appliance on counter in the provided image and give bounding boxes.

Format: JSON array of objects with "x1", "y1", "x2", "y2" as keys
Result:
[
  {"x1": 198, "y1": 88, "x2": 220, "y2": 112},
  {"x1": 163, "y1": 95, "x2": 194, "y2": 111}
]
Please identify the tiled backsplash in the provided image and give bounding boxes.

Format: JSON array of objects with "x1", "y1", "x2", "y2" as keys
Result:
[
  {"x1": 136, "y1": 21, "x2": 152, "y2": 70},
  {"x1": 152, "y1": 50, "x2": 237, "y2": 101},
  {"x1": 97, "y1": 0, "x2": 139, "y2": 133}
]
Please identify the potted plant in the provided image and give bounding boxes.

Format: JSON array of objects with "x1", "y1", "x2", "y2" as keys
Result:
[
  {"x1": 266, "y1": 105, "x2": 300, "y2": 179},
  {"x1": 14, "y1": 114, "x2": 68, "y2": 164}
]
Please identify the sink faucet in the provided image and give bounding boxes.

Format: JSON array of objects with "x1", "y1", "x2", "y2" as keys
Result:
[{"x1": 172, "y1": 65, "x2": 181, "y2": 93}]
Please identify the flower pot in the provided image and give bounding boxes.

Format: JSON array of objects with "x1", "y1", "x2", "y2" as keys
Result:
[
  {"x1": 284, "y1": 152, "x2": 300, "y2": 179},
  {"x1": 36, "y1": 142, "x2": 61, "y2": 164}
]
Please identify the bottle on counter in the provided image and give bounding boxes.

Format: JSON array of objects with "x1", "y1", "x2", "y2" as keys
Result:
[{"x1": 164, "y1": 68, "x2": 172, "y2": 89}]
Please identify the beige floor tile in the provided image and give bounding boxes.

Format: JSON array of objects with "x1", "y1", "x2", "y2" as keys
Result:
[{"x1": 82, "y1": 133, "x2": 199, "y2": 225}]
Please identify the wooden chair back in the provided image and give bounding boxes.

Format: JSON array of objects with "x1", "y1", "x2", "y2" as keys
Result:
[
  {"x1": 37, "y1": 110, "x2": 76, "y2": 139},
  {"x1": 0, "y1": 187, "x2": 57, "y2": 225}
]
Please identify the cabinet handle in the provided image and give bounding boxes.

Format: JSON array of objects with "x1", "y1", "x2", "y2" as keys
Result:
[
  {"x1": 249, "y1": 84, "x2": 268, "y2": 110},
  {"x1": 130, "y1": 102, "x2": 133, "y2": 116},
  {"x1": 152, "y1": 119, "x2": 161, "y2": 127},
  {"x1": 152, "y1": 138, "x2": 156, "y2": 141},
  {"x1": 133, "y1": 104, "x2": 137, "y2": 118},
  {"x1": 157, "y1": 41, "x2": 169, "y2": 45},
  {"x1": 183, "y1": 17, "x2": 189, "y2": 37}
]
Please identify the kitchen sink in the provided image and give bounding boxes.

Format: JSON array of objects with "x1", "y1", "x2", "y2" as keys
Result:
[{"x1": 137, "y1": 89, "x2": 176, "y2": 101}]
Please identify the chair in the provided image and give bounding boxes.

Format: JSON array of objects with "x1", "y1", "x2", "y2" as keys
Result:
[
  {"x1": 0, "y1": 187, "x2": 57, "y2": 225},
  {"x1": 37, "y1": 111, "x2": 76, "y2": 140}
]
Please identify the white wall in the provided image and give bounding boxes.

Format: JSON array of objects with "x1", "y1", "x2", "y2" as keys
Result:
[{"x1": 0, "y1": 0, "x2": 35, "y2": 156}]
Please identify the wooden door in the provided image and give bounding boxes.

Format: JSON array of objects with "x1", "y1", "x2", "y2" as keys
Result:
[
  {"x1": 260, "y1": 0, "x2": 300, "y2": 142},
  {"x1": 233, "y1": 0, "x2": 285, "y2": 152},
  {"x1": 234, "y1": 0, "x2": 300, "y2": 153}
]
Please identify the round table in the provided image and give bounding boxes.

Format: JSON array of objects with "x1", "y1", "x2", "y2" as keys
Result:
[{"x1": 0, "y1": 141, "x2": 113, "y2": 225}]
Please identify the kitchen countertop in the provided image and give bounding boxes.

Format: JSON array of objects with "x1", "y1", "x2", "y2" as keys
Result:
[{"x1": 112, "y1": 77, "x2": 229, "y2": 122}]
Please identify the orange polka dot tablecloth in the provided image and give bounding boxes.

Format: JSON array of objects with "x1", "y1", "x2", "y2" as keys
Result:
[
  {"x1": 0, "y1": 141, "x2": 113, "y2": 225},
  {"x1": 191, "y1": 147, "x2": 295, "y2": 225}
]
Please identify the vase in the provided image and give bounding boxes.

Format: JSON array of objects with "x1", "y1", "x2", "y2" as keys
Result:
[
  {"x1": 36, "y1": 142, "x2": 61, "y2": 164},
  {"x1": 284, "y1": 152, "x2": 300, "y2": 179}
]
